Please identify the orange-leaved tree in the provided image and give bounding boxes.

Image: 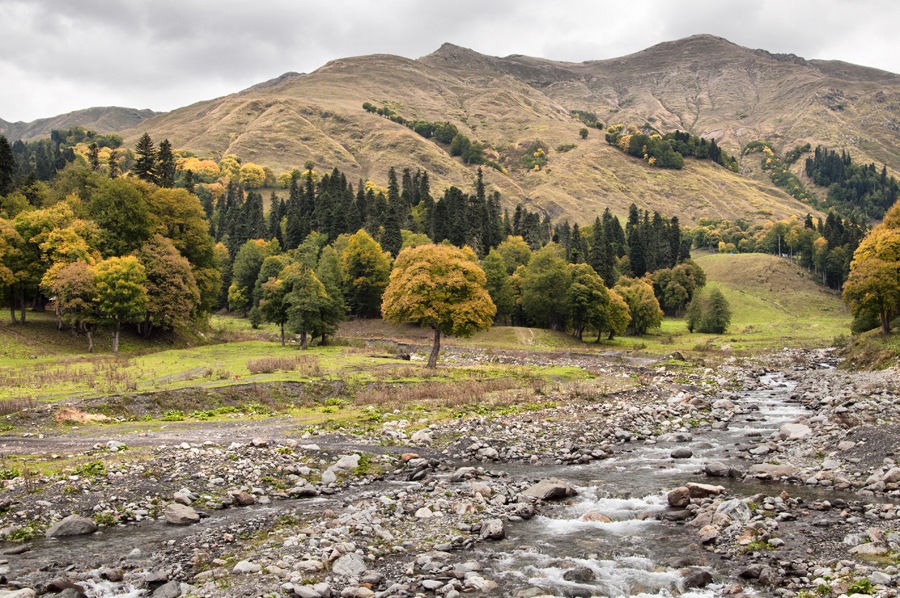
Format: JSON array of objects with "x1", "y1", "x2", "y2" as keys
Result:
[
  {"x1": 843, "y1": 201, "x2": 900, "y2": 334},
  {"x1": 382, "y1": 244, "x2": 496, "y2": 369}
]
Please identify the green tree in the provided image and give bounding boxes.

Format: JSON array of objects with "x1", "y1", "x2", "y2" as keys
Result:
[
  {"x1": 521, "y1": 243, "x2": 571, "y2": 330},
  {"x1": 0, "y1": 135, "x2": 15, "y2": 196},
  {"x1": 259, "y1": 268, "x2": 292, "y2": 346},
  {"x1": 132, "y1": 133, "x2": 156, "y2": 184},
  {"x1": 686, "y1": 294, "x2": 702, "y2": 333},
  {"x1": 482, "y1": 249, "x2": 515, "y2": 323},
  {"x1": 495, "y1": 236, "x2": 532, "y2": 274},
  {"x1": 579, "y1": 127, "x2": 589, "y2": 140},
  {"x1": 382, "y1": 244, "x2": 495, "y2": 368},
  {"x1": 599, "y1": 289, "x2": 631, "y2": 341},
  {"x1": 88, "y1": 178, "x2": 152, "y2": 257},
  {"x1": 614, "y1": 276, "x2": 663, "y2": 335},
  {"x1": 135, "y1": 235, "x2": 200, "y2": 335},
  {"x1": 700, "y1": 287, "x2": 732, "y2": 333},
  {"x1": 46, "y1": 260, "x2": 99, "y2": 351},
  {"x1": 315, "y1": 246, "x2": 348, "y2": 344},
  {"x1": 94, "y1": 255, "x2": 148, "y2": 353},
  {"x1": 285, "y1": 265, "x2": 331, "y2": 350},
  {"x1": 229, "y1": 240, "x2": 268, "y2": 314},
  {"x1": 156, "y1": 139, "x2": 176, "y2": 188},
  {"x1": 567, "y1": 263, "x2": 610, "y2": 341},
  {"x1": 342, "y1": 229, "x2": 391, "y2": 318}
]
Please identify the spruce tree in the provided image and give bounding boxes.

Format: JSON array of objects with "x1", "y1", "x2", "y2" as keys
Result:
[
  {"x1": 133, "y1": 132, "x2": 157, "y2": 183},
  {"x1": 381, "y1": 204, "x2": 403, "y2": 257},
  {"x1": 183, "y1": 169, "x2": 195, "y2": 195},
  {"x1": 0, "y1": 134, "x2": 15, "y2": 195},
  {"x1": 156, "y1": 139, "x2": 176, "y2": 188},
  {"x1": 108, "y1": 149, "x2": 120, "y2": 178},
  {"x1": 700, "y1": 288, "x2": 731, "y2": 333}
]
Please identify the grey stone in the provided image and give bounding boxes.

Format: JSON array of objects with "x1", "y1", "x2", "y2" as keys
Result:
[
  {"x1": 152, "y1": 581, "x2": 182, "y2": 598},
  {"x1": 778, "y1": 423, "x2": 812, "y2": 441},
  {"x1": 521, "y1": 479, "x2": 577, "y2": 500},
  {"x1": 479, "y1": 519, "x2": 506, "y2": 540},
  {"x1": 713, "y1": 499, "x2": 751, "y2": 526},
  {"x1": 233, "y1": 560, "x2": 261, "y2": 574},
  {"x1": 332, "y1": 553, "x2": 367, "y2": 577},
  {"x1": 287, "y1": 483, "x2": 319, "y2": 498},
  {"x1": 562, "y1": 566, "x2": 596, "y2": 582},
  {"x1": 164, "y1": 503, "x2": 199, "y2": 525},
  {"x1": 46, "y1": 515, "x2": 97, "y2": 537},
  {"x1": 670, "y1": 448, "x2": 693, "y2": 459},
  {"x1": 667, "y1": 487, "x2": 691, "y2": 508},
  {"x1": 682, "y1": 568, "x2": 713, "y2": 588},
  {"x1": 293, "y1": 586, "x2": 321, "y2": 598}
]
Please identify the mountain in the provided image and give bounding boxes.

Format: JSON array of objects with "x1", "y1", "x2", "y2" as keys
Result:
[
  {"x1": 108, "y1": 35, "x2": 899, "y2": 224},
  {"x1": 1, "y1": 106, "x2": 158, "y2": 142}
]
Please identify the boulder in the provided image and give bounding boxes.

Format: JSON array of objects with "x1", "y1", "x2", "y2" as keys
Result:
[
  {"x1": 233, "y1": 560, "x2": 261, "y2": 574},
  {"x1": 334, "y1": 454, "x2": 361, "y2": 469},
  {"x1": 521, "y1": 479, "x2": 577, "y2": 501},
  {"x1": 778, "y1": 423, "x2": 812, "y2": 441},
  {"x1": 46, "y1": 515, "x2": 97, "y2": 537},
  {"x1": 667, "y1": 487, "x2": 691, "y2": 508},
  {"x1": 748, "y1": 463, "x2": 797, "y2": 479},
  {"x1": 287, "y1": 483, "x2": 319, "y2": 498},
  {"x1": 704, "y1": 461, "x2": 732, "y2": 478},
  {"x1": 230, "y1": 491, "x2": 256, "y2": 506},
  {"x1": 479, "y1": 519, "x2": 506, "y2": 540},
  {"x1": 151, "y1": 580, "x2": 182, "y2": 598},
  {"x1": 164, "y1": 503, "x2": 200, "y2": 526},
  {"x1": 697, "y1": 525, "x2": 719, "y2": 544},
  {"x1": 883, "y1": 467, "x2": 900, "y2": 483},
  {"x1": 713, "y1": 499, "x2": 751, "y2": 526},
  {"x1": 681, "y1": 568, "x2": 713, "y2": 589},
  {"x1": 332, "y1": 553, "x2": 367, "y2": 577},
  {"x1": 581, "y1": 513, "x2": 612, "y2": 523},
  {"x1": 670, "y1": 448, "x2": 693, "y2": 459},
  {"x1": 686, "y1": 483, "x2": 725, "y2": 498},
  {"x1": 562, "y1": 566, "x2": 596, "y2": 582}
]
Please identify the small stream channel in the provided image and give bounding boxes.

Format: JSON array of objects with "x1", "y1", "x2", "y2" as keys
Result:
[{"x1": 5, "y1": 367, "x2": 849, "y2": 597}]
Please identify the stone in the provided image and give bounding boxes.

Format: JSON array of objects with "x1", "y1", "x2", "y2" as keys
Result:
[
  {"x1": 287, "y1": 483, "x2": 319, "y2": 498},
  {"x1": 152, "y1": 581, "x2": 182, "y2": 598},
  {"x1": 415, "y1": 507, "x2": 433, "y2": 519},
  {"x1": 470, "y1": 481, "x2": 492, "y2": 497},
  {"x1": 0, "y1": 591, "x2": 36, "y2": 598},
  {"x1": 172, "y1": 491, "x2": 192, "y2": 506},
  {"x1": 332, "y1": 553, "x2": 367, "y2": 577},
  {"x1": 748, "y1": 464, "x2": 797, "y2": 478},
  {"x1": 410, "y1": 430, "x2": 433, "y2": 444},
  {"x1": 479, "y1": 519, "x2": 506, "y2": 540},
  {"x1": 667, "y1": 487, "x2": 691, "y2": 508},
  {"x1": 293, "y1": 586, "x2": 321, "y2": 598},
  {"x1": 562, "y1": 566, "x2": 596, "y2": 582},
  {"x1": 164, "y1": 503, "x2": 200, "y2": 525},
  {"x1": 713, "y1": 499, "x2": 751, "y2": 526},
  {"x1": 868, "y1": 571, "x2": 892, "y2": 585},
  {"x1": 704, "y1": 461, "x2": 732, "y2": 477},
  {"x1": 450, "y1": 467, "x2": 477, "y2": 482},
  {"x1": 230, "y1": 491, "x2": 256, "y2": 506},
  {"x1": 46, "y1": 515, "x2": 97, "y2": 537},
  {"x1": 778, "y1": 423, "x2": 812, "y2": 441},
  {"x1": 233, "y1": 560, "x2": 261, "y2": 574},
  {"x1": 296, "y1": 560, "x2": 324, "y2": 572},
  {"x1": 712, "y1": 399, "x2": 735, "y2": 410},
  {"x1": 682, "y1": 568, "x2": 713, "y2": 588},
  {"x1": 698, "y1": 525, "x2": 719, "y2": 544},
  {"x1": 686, "y1": 483, "x2": 725, "y2": 498},
  {"x1": 850, "y1": 543, "x2": 889, "y2": 557},
  {"x1": 250, "y1": 437, "x2": 269, "y2": 447},
  {"x1": 670, "y1": 448, "x2": 693, "y2": 459},
  {"x1": 340, "y1": 588, "x2": 374, "y2": 598},
  {"x1": 883, "y1": 467, "x2": 900, "y2": 483},
  {"x1": 334, "y1": 454, "x2": 361, "y2": 469},
  {"x1": 521, "y1": 479, "x2": 577, "y2": 500},
  {"x1": 581, "y1": 513, "x2": 612, "y2": 523}
]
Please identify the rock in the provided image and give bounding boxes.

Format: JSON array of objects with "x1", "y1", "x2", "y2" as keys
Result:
[
  {"x1": 670, "y1": 448, "x2": 693, "y2": 459},
  {"x1": 400, "y1": 452, "x2": 419, "y2": 462},
  {"x1": 332, "y1": 553, "x2": 367, "y2": 577},
  {"x1": 712, "y1": 399, "x2": 735, "y2": 410},
  {"x1": 415, "y1": 507, "x2": 433, "y2": 519},
  {"x1": 152, "y1": 581, "x2": 182, "y2": 598},
  {"x1": 293, "y1": 586, "x2": 321, "y2": 598},
  {"x1": 869, "y1": 571, "x2": 892, "y2": 585},
  {"x1": 749, "y1": 445, "x2": 770, "y2": 456},
  {"x1": 230, "y1": 490, "x2": 256, "y2": 506},
  {"x1": 667, "y1": 487, "x2": 691, "y2": 508},
  {"x1": 883, "y1": 467, "x2": 900, "y2": 483},
  {"x1": 334, "y1": 454, "x2": 361, "y2": 469},
  {"x1": 480, "y1": 519, "x2": 506, "y2": 540},
  {"x1": 250, "y1": 437, "x2": 269, "y2": 447},
  {"x1": 450, "y1": 467, "x2": 476, "y2": 482},
  {"x1": 758, "y1": 566, "x2": 779, "y2": 587},
  {"x1": 99, "y1": 568, "x2": 124, "y2": 582},
  {"x1": 698, "y1": 525, "x2": 719, "y2": 544},
  {"x1": 46, "y1": 515, "x2": 97, "y2": 537},
  {"x1": 682, "y1": 568, "x2": 713, "y2": 588},
  {"x1": 233, "y1": 560, "x2": 261, "y2": 574},
  {"x1": 470, "y1": 481, "x2": 492, "y2": 497},
  {"x1": 704, "y1": 461, "x2": 733, "y2": 477},
  {"x1": 410, "y1": 430, "x2": 433, "y2": 444},
  {"x1": 340, "y1": 588, "x2": 374, "y2": 598},
  {"x1": 581, "y1": 513, "x2": 612, "y2": 523},
  {"x1": 106, "y1": 440, "x2": 126, "y2": 451},
  {"x1": 164, "y1": 503, "x2": 200, "y2": 525},
  {"x1": 778, "y1": 423, "x2": 812, "y2": 441},
  {"x1": 850, "y1": 543, "x2": 889, "y2": 557},
  {"x1": 0, "y1": 591, "x2": 36, "y2": 598},
  {"x1": 713, "y1": 499, "x2": 751, "y2": 526},
  {"x1": 521, "y1": 479, "x2": 577, "y2": 500},
  {"x1": 172, "y1": 491, "x2": 192, "y2": 506},
  {"x1": 686, "y1": 483, "x2": 725, "y2": 498},
  {"x1": 748, "y1": 463, "x2": 797, "y2": 478},
  {"x1": 287, "y1": 483, "x2": 319, "y2": 498},
  {"x1": 562, "y1": 566, "x2": 596, "y2": 582}
]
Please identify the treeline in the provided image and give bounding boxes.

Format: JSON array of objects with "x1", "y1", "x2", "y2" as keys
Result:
[
  {"x1": 805, "y1": 146, "x2": 899, "y2": 221},
  {"x1": 605, "y1": 125, "x2": 738, "y2": 171},
  {"x1": 1, "y1": 127, "x2": 125, "y2": 184},
  {"x1": 362, "y1": 102, "x2": 503, "y2": 171},
  {"x1": 691, "y1": 211, "x2": 866, "y2": 289},
  {"x1": 745, "y1": 142, "x2": 816, "y2": 205}
]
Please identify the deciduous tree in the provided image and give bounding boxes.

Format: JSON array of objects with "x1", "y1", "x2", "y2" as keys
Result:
[
  {"x1": 94, "y1": 255, "x2": 148, "y2": 353},
  {"x1": 342, "y1": 229, "x2": 391, "y2": 318}
]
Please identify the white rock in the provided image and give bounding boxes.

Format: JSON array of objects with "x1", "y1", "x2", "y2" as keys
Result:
[
  {"x1": 233, "y1": 560, "x2": 261, "y2": 574},
  {"x1": 778, "y1": 423, "x2": 812, "y2": 441}
]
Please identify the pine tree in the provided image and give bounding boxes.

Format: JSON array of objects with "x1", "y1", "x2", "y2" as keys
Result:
[
  {"x1": 133, "y1": 133, "x2": 157, "y2": 183},
  {"x1": 0, "y1": 135, "x2": 15, "y2": 195},
  {"x1": 183, "y1": 169, "x2": 195, "y2": 195},
  {"x1": 108, "y1": 149, "x2": 120, "y2": 178},
  {"x1": 381, "y1": 204, "x2": 403, "y2": 257},
  {"x1": 88, "y1": 142, "x2": 100, "y2": 172},
  {"x1": 156, "y1": 139, "x2": 176, "y2": 188},
  {"x1": 700, "y1": 288, "x2": 732, "y2": 333}
]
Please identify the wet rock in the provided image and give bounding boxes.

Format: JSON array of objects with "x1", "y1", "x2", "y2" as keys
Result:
[
  {"x1": 46, "y1": 580, "x2": 85, "y2": 594},
  {"x1": 682, "y1": 568, "x2": 713, "y2": 588},
  {"x1": 698, "y1": 525, "x2": 719, "y2": 544},
  {"x1": 287, "y1": 483, "x2": 319, "y2": 498},
  {"x1": 99, "y1": 568, "x2": 123, "y2": 582},
  {"x1": 748, "y1": 463, "x2": 797, "y2": 478},
  {"x1": 667, "y1": 487, "x2": 691, "y2": 507},
  {"x1": 704, "y1": 461, "x2": 733, "y2": 477},
  {"x1": 152, "y1": 581, "x2": 182, "y2": 598},
  {"x1": 581, "y1": 513, "x2": 612, "y2": 523},
  {"x1": 450, "y1": 467, "x2": 476, "y2": 482},
  {"x1": 479, "y1": 518, "x2": 506, "y2": 540},
  {"x1": 562, "y1": 566, "x2": 596, "y2": 582},
  {"x1": 686, "y1": 483, "x2": 725, "y2": 498},
  {"x1": 46, "y1": 515, "x2": 97, "y2": 537},
  {"x1": 713, "y1": 499, "x2": 751, "y2": 526},
  {"x1": 521, "y1": 479, "x2": 577, "y2": 500},
  {"x1": 230, "y1": 490, "x2": 256, "y2": 506},
  {"x1": 671, "y1": 448, "x2": 693, "y2": 459},
  {"x1": 332, "y1": 553, "x2": 367, "y2": 577},
  {"x1": 0, "y1": 590, "x2": 36, "y2": 598},
  {"x1": 164, "y1": 503, "x2": 199, "y2": 525},
  {"x1": 778, "y1": 423, "x2": 812, "y2": 441}
]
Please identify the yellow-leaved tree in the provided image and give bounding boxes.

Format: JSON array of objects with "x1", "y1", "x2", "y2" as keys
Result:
[
  {"x1": 382, "y1": 244, "x2": 496, "y2": 369},
  {"x1": 843, "y1": 201, "x2": 900, "y2": 334}
]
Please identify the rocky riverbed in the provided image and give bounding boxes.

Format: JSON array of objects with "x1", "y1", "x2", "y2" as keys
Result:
[{"x1": 0, "y1": 348, "x2": 898, "y2": 597}]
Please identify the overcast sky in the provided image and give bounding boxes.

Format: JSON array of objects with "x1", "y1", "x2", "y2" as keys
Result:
[{"x1": 1, "y1": 0, "x2": 897, "y2": 123}]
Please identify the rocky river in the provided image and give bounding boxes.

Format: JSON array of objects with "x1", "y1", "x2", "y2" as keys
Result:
[{"x1": 0, "y1": 348, "x2": 899, "y2": 598}]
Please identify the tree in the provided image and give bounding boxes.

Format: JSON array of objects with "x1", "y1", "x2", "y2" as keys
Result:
[
  {"x1": 88, "y1": 178, "x2": 152, "y2": 257},
  {"x1": 260, "y1": 273, "x2": 291, "y2": 347},
  {"x1": 133, "y1": 133, "x2": 156, "y2": 183},
  {"x1": 579, "y1": 127, "x2": 589, "y2": 140},
  {"x1": 156, "y1": 139, "x2": 176, "y2": 188},
  {"x1": 567, "y1": 263, "x2": 610, "y2": 341},
  {"x1": 46, "y1": 260, "x2": 99, "y2": 351},
  {"x1": 614, "y1": 276, "x2": 663, "y2": 335},
  {"x1": 600, "y1": 289, "x2": 631, "y2": 341},
  {"x1": 135, "y1": 235, "x2": 200, "y2": 335},
  {"x1": 230, "y1": 240, "x2": 268, "y2": 314},
  {"x1": 521, "y1": 243, "x2": 571, "y2": 330},
  {"x1": 700, "y1": 288, "x2": 732, "y2": 333},
  {"x1": 482, "y1": 249, "x2": 515, "y2": 323},
  {"x1": 315, "y1": 246, "x2": 348, "y2": 344},
  {"x1": 0, "y1": 135, "x2": 15, "y2": 196},
  {"x1": 843, "y1": 211, "x2": 900, "y2": 334},
  {"x1": 382, "y1": 244, "x2": 495, "y2": 368},
  {"x1": 686, "y1": 295, "x2": 702, "y2": 333},
  {"x1": 342, "y1": 229, "x2": 391, "y2": 318},
  {"x1": 285, "y1": 265, "x2": 331, "y2": 350},
  {"x1": 239, "y1": 163, "x2": 267, "y2": 189},
  {"x1": 94, "y1": 256, "x2": 148, "y2": 353}
]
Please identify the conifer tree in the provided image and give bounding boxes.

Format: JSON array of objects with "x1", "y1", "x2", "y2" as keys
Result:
[
  {"x1": 156, "y1": 139, "x2": 176, "y2": 188},
  {"x1": 0, "y1": 135, "x2": 15, "y2": 196},
  {"x1": 133, "y1": 133, "x2": 157, "y2": 184}
]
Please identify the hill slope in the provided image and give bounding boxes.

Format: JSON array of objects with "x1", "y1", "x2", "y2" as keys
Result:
[
  {"x1": 0, "y1": 106, "x2": 158, "y2": 142},
  {"x1": 107, "y1": 35, "x2": 894, "y2": 224}
]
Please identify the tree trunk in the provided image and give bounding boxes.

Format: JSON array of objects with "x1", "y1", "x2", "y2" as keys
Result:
[
  {"x1": 19, "y1": 288, "x2": 25, "y2": 324},
  {"x1": 280, "y1": 322, "x2": 285, "y2": 347},
  {"x1": 86, "y1": 328, "x2": 94, "y2": 353},
  {"x1": 112, "y1": 321, "x2": 120, "y2": 354},
  {"x1": 596, "y1": 329, "x2": 603, "y2": 343},
  {"x1": 9, "y1": 294, "x2": 18, "y2": 324},
  {"x1": 575, "y1": 326, "x2": 583, "y2": 341},
  {"x1": 300, "y1": 330, "x2": 308, "y2": 350},
  {"x1": 882, "y1": 310, "x2": 892, "y2": 335},
  {"x1": 427, "y1": 326, "x2": 441, "y2": 369}
]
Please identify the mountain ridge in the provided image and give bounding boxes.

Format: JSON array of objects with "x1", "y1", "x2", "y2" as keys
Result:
[{"x1": 1, "y1": 106, "x2": 159, "y2": 142}]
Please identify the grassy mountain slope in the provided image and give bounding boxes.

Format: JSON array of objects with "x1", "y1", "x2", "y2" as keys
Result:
[
  {"x1": 0, "y1": 106, "x2": 158, "y2": 142},
  {"x1": 116, "y1": 35, "x2": 898, "y2": 224}
]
